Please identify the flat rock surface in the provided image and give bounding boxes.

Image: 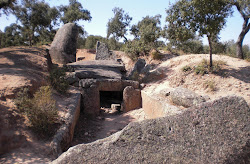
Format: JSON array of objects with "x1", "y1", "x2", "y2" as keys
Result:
[
  {"x1": 75, "y1": 67, "x2": 122, "y2": 79},
  {"x1": 52, "y1": 96, "x2": 250, "y2": 164},
  {"x1": 67, "y1": 60, "x2": 125, "y2": 71}
]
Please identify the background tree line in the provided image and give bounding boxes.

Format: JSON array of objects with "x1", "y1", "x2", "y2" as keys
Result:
[{"x1": 0, "y1": 0, "x2": 249, "y2": 63}]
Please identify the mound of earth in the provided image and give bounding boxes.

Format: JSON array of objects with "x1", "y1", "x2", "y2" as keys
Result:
[
  {"x1": 0, "y1": 46, "x2": 49, "y2": 99},
  {"x1": 143, "y1": 54, "x2": 250, "y2": 106}
]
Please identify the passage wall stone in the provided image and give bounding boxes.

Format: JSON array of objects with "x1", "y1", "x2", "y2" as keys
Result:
[
  {"x1": 49, "y1": 23, "x2": 78, "y2": 64},
  {"x1": 122, "y1": 86, "x2": 141, "y2": 112}
]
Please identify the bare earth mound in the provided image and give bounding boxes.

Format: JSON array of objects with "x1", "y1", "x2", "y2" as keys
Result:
[{"x1": 144, "y1": 54, "x2": 250, "y2": 106}]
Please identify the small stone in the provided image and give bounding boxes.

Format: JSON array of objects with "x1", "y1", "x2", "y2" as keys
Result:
[{"x1": 84, "y1": 132, "x2": 88, "y2": 136}]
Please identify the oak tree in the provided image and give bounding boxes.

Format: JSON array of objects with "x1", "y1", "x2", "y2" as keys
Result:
[{"x1": 166, "y1": 0, "x2": 232, "y2": 67}]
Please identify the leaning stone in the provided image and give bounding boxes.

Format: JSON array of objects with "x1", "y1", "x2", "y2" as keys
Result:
[
  {"x1": 49, "y1": 23, "x2": 78, "y2": 64},
  {"x1": 51, "y1": 96, "x2": 250, "y2": 164},
  {"x1": 170, "y1": 87, "x2": 206, "y2": 107}
]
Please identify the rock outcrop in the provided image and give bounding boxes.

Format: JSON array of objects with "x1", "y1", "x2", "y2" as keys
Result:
[
  {"x1": 52, "y1": 96, "x2": 250, "y2": 164},
  {"x1": 49, "y1": 23, "x2": 78, "y2": 64},
  {"x1": 170, "y1": 87, "x2": 207, "y2": 107}
]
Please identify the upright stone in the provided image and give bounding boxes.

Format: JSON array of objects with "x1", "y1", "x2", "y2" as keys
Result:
[
  {"x1": 95, "y1": 41, "x2": 115, "y2": 60},
  {"x1": 49, "y1": 23, "x2": 78, "y2": 64},
  {"x1": 123, "y1": 86, "x2": 142, "y2": 112}
]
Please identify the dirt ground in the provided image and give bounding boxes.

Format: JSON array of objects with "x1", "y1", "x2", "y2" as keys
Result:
[
  {"x1": 0, "y1": 47, "x2": 249, "y2": 163},
  {"x1": 71, "y1": 108, "x2": 146, "y2": 146}
]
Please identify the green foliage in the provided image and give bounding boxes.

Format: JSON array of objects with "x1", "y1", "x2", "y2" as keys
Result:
[
  {"x1": 122, "y1": 15, "x2": 162, "y2": 59},
  {"x1": 182, "y1": 65, "x2": 192, "y2": 72},
  {"x1": 60, "y1": 0, "x2": 91, "y2": 24},
  {"x1": 123, "y1": 40, "x2": 152, "y2": 61},
  {"x1": 0, "y1": 0, "x2": 16, "y2": 16},
  {"x1": 169, "y1": 37, "x2": 204, "y2": 54},
  {"x1": 0, "y1": 23, "x2": 25, "y2": 48},
  {"x1": 203, "y1": 80, "x2": 216, "y2": 92},
  {"x1": 49, "y1": 66, "x2": 69, "y2": 94},
  {"x1": 26, "y1": 86, "x2": 58, "y2": 134},
  {"x1": 194, "y1": 59, "x2": 226, "y2": 75},
  {"x1": 84, "y1": 35, "x2": 105, "y2": 49},
  {"x1": 14, "y1": 88, "x2": 32, "y2": 113},
  {"x1": 14, "y1": 0, "x2": 60, "y2": 46},
  {"x1": 107, "y1": 7, "x2": 132, "y2": 42},
  {"x1": 15, "y1": 86, "x2": 58, "y2": 135},
  {"x1": 165, "y1": 0, "x2": 232, "y2": 66},
  {"x1": 131, "y1": 15, "x2": 162, "y2": 46}
]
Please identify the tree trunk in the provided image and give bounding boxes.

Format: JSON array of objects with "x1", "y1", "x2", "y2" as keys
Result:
[
  {"x1": 207, "y1": 35, "x2": 213, "y2": 68},
  {"x1": 236, "y1": 18, "x2": 250, "y2": 59},
  {"x1": 234, "y1": 2, "x2": 250, "y2": 59},
  {"x1": 123, "y1": 36, "x2": 128, "y2": 42}
]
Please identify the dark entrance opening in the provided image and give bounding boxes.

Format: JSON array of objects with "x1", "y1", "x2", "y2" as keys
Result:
[{"x1": 100, "y1": 91, "x2": 123, "y2": 108}]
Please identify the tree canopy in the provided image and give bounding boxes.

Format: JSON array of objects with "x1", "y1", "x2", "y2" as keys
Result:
[
  {"x1": 166, "y1": 0, "x2": 232, "y2": 67},
  {"x1": 0, "y1": 0, "x2": 16, "y2": 16},
  {"x1": 131, "y1": 15, "x2": 162, "y2": 46},
  {"x1": 14, "y1": 0, "x2": 60, "y2": 45},
  {"x1": 60, "y1": 0, "x2": 91, "y2": 24},
  {"x1": 107, "y1": 7, "x2": 132, "y2": 42}
]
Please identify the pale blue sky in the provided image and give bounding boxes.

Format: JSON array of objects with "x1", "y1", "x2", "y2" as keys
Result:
[{"x1": 0, "y1": 0, "x2": 249, "y2": 46}]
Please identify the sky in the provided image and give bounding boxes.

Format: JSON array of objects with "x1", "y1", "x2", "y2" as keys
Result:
[{"x1": 0, "y1": 0, "x2": 249, "y2": 46}]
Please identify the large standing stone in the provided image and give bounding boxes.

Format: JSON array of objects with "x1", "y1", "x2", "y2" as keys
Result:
[
  {"x1": 52, "y1": 96, "x2": 250, "y2": 164},
  {"x1": 95, "y1": 41, "x2": 115, "y2": 60},
  {"x1": 128, "y1": 58, "x2": 146, "y2": 78},
  {"x1": 122, "y1": 86, "x2": 141, "y2": 112},
  {"x1": 49, "y1": 23, "x2": 78, "y2": 64},
  {"x1": 170, "y1": 87, "x2": 206, "y2": 107}
]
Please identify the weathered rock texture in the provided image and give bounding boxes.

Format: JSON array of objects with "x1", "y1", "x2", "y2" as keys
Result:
[
  {"x1": 95, "y1": 41, "x2": 115, "y2": 60},
  {"x1": 50, "y1": 87, "x2": 81, "y2": 157},
  {"x1": 129, "y1": 58, "x2": 146, "y2": 78},
  {"x1": 67, "y1": 60, "x2": 126, "y2": 81},
  {"x1": 49, "y1": 23, "x2": 78, "y2": 64},
  {"x1": 170, "y1": 87, "x2": 206, "y2": 107},
  {"x1": 80, "y1": 79, "x2": 139, "y2": 116},
  {"x1": 52, "y1": 96, "x2": 250, "y2": 164},
  {"x1": 123, "y1": 86, "x2": 141, "y2": 112},
  {"x1": 141, "y1": 90, "x2": 182, "y2": 119}
]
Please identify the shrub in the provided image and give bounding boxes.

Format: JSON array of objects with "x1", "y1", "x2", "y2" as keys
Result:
[
  {"x1": 204, "y1": 80, "x2": 216, "y2": 92},
  {"x1": 194, "y1": 59, "x2": 209, "y2": 75},
  {"x1": 182, "y1": 65, "x2": 192, "y2": 72},
  {"x1": 14, "y1": 88, "x2": 32, "y2": 113},
  {"x1": 194, "y1": 59, "x2": 226, "y2": 75},
  {"x1": 26, "y1": 86, "x2": 58, "y2": 133},
  {"x1": 15, "y1": 86, "x2": 59, "y2": 135},
  {"x1": 50, "y1": 66, "x2": 69, "y2": 94}
]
